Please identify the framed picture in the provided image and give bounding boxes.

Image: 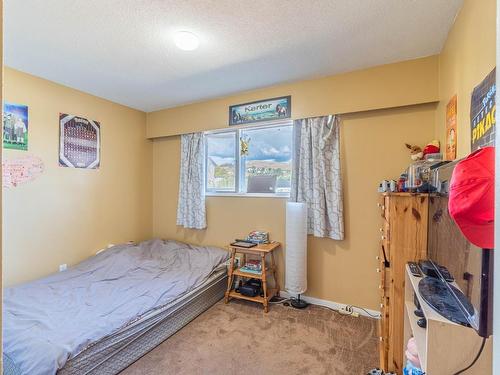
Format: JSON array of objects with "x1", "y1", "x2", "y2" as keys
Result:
[
  {"x1": 3, "y1": 103, "x2": 28, "y2": 151},
  {"x1": 59, "y1": 113, "x2": 101, "y2": 169},
  {"x1": 229, "y1": 96, "x2": 291, "y2": 125}
]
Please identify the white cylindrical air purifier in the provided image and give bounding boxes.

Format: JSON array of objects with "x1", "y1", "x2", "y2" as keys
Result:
[{"x1": 285, "y1": 202, "x2": 308, "y2": 309}]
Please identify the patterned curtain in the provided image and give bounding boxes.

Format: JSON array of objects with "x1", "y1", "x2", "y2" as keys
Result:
[
  {"x1": 176, "y1": 132, "x2": 207, "y2": 229},
  {"x1": 290, "y1": 115, "x2": 344, "y2": 240}
]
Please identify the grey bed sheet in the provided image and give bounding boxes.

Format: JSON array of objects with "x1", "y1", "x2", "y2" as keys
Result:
[
  {"x1": 60, "y1": 272, "x2": 228, "y2": 375},
  {"x1": 3, "y1": 239, "x2": 229, "y2": 375}
]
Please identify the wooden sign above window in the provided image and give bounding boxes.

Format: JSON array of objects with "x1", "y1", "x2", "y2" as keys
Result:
[{"x1": 229, "y1": 96, "x2": 291, "y2": 126}]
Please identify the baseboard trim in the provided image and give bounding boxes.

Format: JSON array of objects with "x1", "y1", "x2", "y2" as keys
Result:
[{"x1": 279, "y1": 291, "x2": 381, "y2": 319}]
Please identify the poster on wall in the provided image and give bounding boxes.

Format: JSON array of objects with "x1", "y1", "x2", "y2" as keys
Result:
[
  {"x1": 445, "y1": 95, "x2": 457, "y2": 160},
  {"x1": 3, "y1": 155, "x2": 44, "y2": 188},
  {"x1": 59, "y1": 113, "x2": 100, "y2": 169},
  {"x1": 3, "y1": 102, "x2": 28, "y2": 151},
  {"x1": 470, "y1": 68, "x2": 496, "y2": 152},
  {"x1": 229, "y1": 96, "x2": 291, "y2": 125}
]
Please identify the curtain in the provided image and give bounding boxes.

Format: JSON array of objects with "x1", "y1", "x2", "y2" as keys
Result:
[
  {"x1": 290, "y1": 115, "x2": 344, "y2": 240},
  {"x1": 176, "y1": 132, "x2": 207, "y2": 229}
]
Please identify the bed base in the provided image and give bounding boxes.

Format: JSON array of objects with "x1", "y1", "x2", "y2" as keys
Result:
[{"x1": 55, "y1": 274, "x2": 227, "y2": 375}]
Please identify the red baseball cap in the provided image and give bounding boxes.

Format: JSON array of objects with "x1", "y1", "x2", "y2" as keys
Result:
[{"x1": 449, "y1": 146, "x2": 494, "y2": 249}]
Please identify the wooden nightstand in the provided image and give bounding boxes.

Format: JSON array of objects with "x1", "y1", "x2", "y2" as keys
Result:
[{"x1": 224, "y1": 242, "x2": 280, "y2": 313}]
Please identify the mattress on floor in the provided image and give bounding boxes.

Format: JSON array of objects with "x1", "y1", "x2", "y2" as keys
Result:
[
  {"x1": 58, "y1": 269, "x2": 228, "y2": 375},
  {"x1": 3, "y1": 239, "x2": 229, "y2": 375}
]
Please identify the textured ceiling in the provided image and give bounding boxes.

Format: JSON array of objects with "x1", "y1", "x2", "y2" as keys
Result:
[{"x1": 5, "y1": 0, "x2": 463, "y2": 112}]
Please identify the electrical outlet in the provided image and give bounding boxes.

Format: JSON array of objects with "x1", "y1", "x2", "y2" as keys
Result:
[
  {"x1": 59, "y1": 264, "x2": 67, "y2": 272},
  {"x1": 338, "y1": 306, "x2": 360, "y2": 317}
]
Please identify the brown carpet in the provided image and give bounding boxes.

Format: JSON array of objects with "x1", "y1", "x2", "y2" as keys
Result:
[{"x1": 120, "y1": 299, "x2": 379, "y2": 375}]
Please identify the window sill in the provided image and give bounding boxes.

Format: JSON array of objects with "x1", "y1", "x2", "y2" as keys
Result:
[{"x1": 205, "y1": 192, "x2": 290, "y2": 199}]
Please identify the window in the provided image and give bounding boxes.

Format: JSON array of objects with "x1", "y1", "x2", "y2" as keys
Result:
[
  {"x1": 205, "y1": 132, "x2": 237, "y2": 192},
  {"x1": 205, "y1": 122, "x2": 293, "y2": 196}
]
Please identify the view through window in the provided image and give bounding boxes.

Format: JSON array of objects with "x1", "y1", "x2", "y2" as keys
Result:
[
  {"x1": 205, "y1": 122, "x2": 293, "y2": 195},
  {"x1": 205, "y1": 132, "x2": 236, "y2": 192}
]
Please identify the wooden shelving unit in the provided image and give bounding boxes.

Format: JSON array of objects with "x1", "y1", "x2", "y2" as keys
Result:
[
  {"x1": 403, "y1": 265, "x2": 492, "y2": 374},
  {"x1": 224, "y1": 242, "x2": 280, "y2": 313},
  {"x1": 377, "y1": 193, "x2": 428, "y2": 373}
]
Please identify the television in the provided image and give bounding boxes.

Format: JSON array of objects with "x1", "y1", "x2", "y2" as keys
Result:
[{"x1": 427, "y1": 160, "x2": 493, "y2": 337}]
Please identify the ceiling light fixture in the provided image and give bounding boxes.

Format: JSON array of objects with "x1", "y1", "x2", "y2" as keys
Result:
[{"x1": 173, "y1": 31, "x2": 200, "y2": 51}]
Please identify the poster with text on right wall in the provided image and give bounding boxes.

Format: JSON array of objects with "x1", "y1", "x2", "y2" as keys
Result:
[
  {"x1": 470, "y1": 67, "x2": 496, "y2": 152},
  {"x1": 445, "y1": 95, "x2": 457, "y2": 160}
]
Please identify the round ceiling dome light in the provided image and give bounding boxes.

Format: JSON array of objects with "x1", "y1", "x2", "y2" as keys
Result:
[{"x1": 173, "y1": 31, "x2": 200, "y2": 51}]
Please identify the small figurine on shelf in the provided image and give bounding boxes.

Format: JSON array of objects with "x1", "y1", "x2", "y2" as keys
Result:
[
  {"x1": 403, "y1": 337, "x2": 424, "y2": 375},
  {"x1": 405, "y1": 143, "x2": 424, "y2": 161},
  {"x1": 397, "y1": 173, "x2": 408, "y2": 192},
  {"x1": 422, "y1": 140, "x2": 440, "y2": 156},
  {"x1": 422, "y1": 140, "x2": 442, "y2": 161},
  {"x1": 406, "y1": 140, "x2": 442, "y2": 161}
]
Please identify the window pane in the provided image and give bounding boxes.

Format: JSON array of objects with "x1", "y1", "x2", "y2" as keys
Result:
[
  {"x1": 206, "y1": 132, "x2": 236, "y2": 191},
  {"x1": 240, "y1": 125, "x2": 292, "y2": 194}
]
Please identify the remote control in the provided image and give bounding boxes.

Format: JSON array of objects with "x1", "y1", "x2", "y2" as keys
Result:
[{"x1": 408, "y1": 261, "x2": 422, "y2": 277}]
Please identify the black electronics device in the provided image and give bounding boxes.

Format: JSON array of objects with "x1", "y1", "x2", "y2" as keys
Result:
[
  {"x1": 408, "y1": 261, "x2": 422, "y2": 277},
  {"x1": 235, "y1": 239, "x2": 254, "y2": 243},
  {"x1": 418, "y1": 277, "x2": 473, "y2": 327},
  {"x1": 438, "y1": 266, "x2": 454, "y2": 282},
  {"x1": 237, "y1": 278, "x2": 262, "y2": 297},
  {"x1": 231, "y1": 240, "x2": 257, "y2": 248},
  {"x1": 419, "y1": 260, "x2": 439, "y2": 278},
  {"x1": 428, "y1": 161, "x2": 494, "y2": 337},
  {"x1": 419, "y1": 260, "x2": 454, "y2": 282}
]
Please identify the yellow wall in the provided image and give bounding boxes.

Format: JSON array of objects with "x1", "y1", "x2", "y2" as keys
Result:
[
  {"x1": 3, "y1": 68, "x2": 153, "y2": 286},
  {"x1": 435, "y1": 0, "x2": 496, "y2": 158},
  {"x1": 150, "y1": 58, "x2": 439, "y2": 310},
  {"x1": 147, "y1": 56, "x2": 439, "y2": 137}
]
